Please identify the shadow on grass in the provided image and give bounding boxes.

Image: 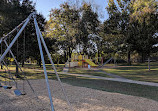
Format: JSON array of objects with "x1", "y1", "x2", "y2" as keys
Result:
[
  {"x1": 0, "y1": 71, "x2": 16, "y2": 81},
  {"x1": 20, "y1": 69, "x2": 158, "y2": 102},
  {"x1": 115, "y1": 66, "x2": 158, "y2": 70},
  {"x1": 58, "y1": 75, "x2": 158, "y2": 102},
  {"x1": 118, "y1": 62, "x2": 158, "y2": 66}
]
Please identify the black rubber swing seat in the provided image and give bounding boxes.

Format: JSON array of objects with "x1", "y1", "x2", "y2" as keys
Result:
[
  {"x1": 3, "y1": 86, "x2": 12, "y2": 89},
  {"x1": 0, "y1": 83, "x2": 2, "y2": 87}
]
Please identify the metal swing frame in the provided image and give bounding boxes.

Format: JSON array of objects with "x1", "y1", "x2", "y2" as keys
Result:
[{"x1": 0, "y1": 12, "x2": 73, "y2": 111}]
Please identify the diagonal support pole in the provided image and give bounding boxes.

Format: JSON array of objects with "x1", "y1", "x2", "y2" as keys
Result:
[
  {"x1": 34, "y1": 15, "x2": 55, "y2": 111},
  {"x1": 0, "y1": 18, "x2": 27, "y2": 45},
  {"x1": 100, "y1": 57, "x2": 113, "y2": 68},
  {"x1": 34, "y1": 18, "x2": 74, "y2": 111},
  {"x1": 0, "y1": 13, "x2": 34, "y2": 64},
  {"x1": 0, "y1": 38, "x2": 2, "y2": 45}
]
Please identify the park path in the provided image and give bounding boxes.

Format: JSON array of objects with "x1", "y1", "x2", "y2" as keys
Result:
[
  {"x1": 33, "y1": 68, "x2": 158, "y2": 87},
  {"x1": 94, "y1": 69, "x2": 126, "y2": 79},
  {"x1": 59, "y1": 72, "x2": 158, "y2": 87}
]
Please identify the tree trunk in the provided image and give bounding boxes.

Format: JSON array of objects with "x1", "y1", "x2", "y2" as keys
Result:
[
  {"x1": 101, "y1": 57, "x2": 103, "y2": 65},
  {"x1": 127, "y1": 50, "x2": 131, "y2": 65},
  {"x1": 148, "y1": 57, "x2": 150, "y2": 71},
  {"x1": 68, "y1": 47, "x2": 72, "y2": 59},
  {"x1": 22, "y1": 59, "x2": 24, "y2": 67},
  {"x1": 38, "y1": 58, "x2": 41, "y2": 67},
  {"x1": 57, "y1": 57, "x2": 59, "y2": 67},
  {"x1": 114, "y1": 58, "x2": 116, "y2": 67},
  {"x1": 16, "y1": 64, "x2": 19, "y2": 78},
  {"x1": 64, "y1": 51, "x2": 67, "y2": 63},
  {"x1": 68, "y1": 47, "x2": 72, "y2": 68},
  {"x1": 98, "y1": 50, "x2": 100, "y2": 63},
  {"x1": 141, "y1": 53, "x2": 145, "y2": 63}
]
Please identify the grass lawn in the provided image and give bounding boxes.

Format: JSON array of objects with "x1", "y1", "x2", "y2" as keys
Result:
[
  {"x1": 102, "y1": 62, "x2": 158, "y2": 83},
  {"x1": 0, "y1": 64, "x2": 64, "y2": 80},
  {"x1": 8, "y1": 63, "x2": 65, "y2": 72},
  {"x1": 2, "y1": 62, "x2": 158, "y2": 83},
  {"x1": 1, "y1": 66, "x2": 158, "y2": 102}
]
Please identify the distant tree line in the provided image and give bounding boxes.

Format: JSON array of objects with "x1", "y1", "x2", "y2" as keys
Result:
[{"x1": 46, "y1": 0, "x2": 158, "y2": 65}]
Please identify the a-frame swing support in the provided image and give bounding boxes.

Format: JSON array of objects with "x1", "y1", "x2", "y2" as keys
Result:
[
  {"x1": 34, "y1": 14, "x2": 74, "y2": 111},
  {"x1": 33, "y1": 14, "x2": 55, "y2": 111},
  {"x1": 0, "y1": 12, "x2": 73, "y2": 111}
]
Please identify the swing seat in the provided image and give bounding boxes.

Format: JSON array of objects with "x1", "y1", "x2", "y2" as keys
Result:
[
  {"x1": 14, "y1": 89, "x2": 22, "y2": 96},
  {"x1": 21, "y1": 92, "x2": 26, "y2": 95},
  {"x1": 0, "y1": 83, "x2": 2, "y2": 87},
  {"x1": 3, "y1": 86, "x2": 12, "y2": 89}
]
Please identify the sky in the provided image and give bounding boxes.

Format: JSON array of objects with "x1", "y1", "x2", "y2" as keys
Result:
[{"x1": 31, "y1": 0, "x2": 109, "y2": 22}]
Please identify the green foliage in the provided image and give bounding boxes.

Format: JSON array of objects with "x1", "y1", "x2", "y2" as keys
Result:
[
  {"x1": 130, "y1": 0, "x2": 158, "y2": 24},
  {"x1": 46, "y1": 3, "x2": 79, "y2": 59},
  {"x1": 80, "y1": 3, "x2": 100, "y2": 54},
  {"x1": 46, "y1": 2, "x2": 100, "y2": 59},
  {"x1": 105, "y1": 0, "x2": 158, "y2": 63},
  {"x1": 0, "y1": 0, "x2": 47, "y2": 65},
  {"x1": 129, "y1": 0, "x2": 158, "y2": 57}
]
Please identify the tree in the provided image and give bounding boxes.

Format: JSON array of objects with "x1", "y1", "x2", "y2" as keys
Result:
[
  {"x1": 129, "y1": 0, "x2": 158, "y2": 63},
  {"x1": 46, "y1": 2, "x2": 100, "y2": 61},
  {"x1": 0, "y1": 0, "x2": 46, "y2": 67},
  {"x1": 104, "y1": 0, "x2": 130, "y2": 64},
  {"x1": 105, "y1": 0, "x2": 158, "y2": 65},
  {"x1": 46, "y1": 3, "x2": 80, "y2": 60},
  {"x1": 79, "y1": 3, "x2": 100, "y2": 55}
]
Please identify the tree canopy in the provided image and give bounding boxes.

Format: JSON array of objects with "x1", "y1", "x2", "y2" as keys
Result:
[{"x1": 0, "y1": 0, "x2": 47, "y2": 66}]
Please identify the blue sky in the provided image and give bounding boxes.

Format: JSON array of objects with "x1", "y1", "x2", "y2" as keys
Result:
[{"x1": 31, "y1": 0, "x2": 109, "y2": 22}]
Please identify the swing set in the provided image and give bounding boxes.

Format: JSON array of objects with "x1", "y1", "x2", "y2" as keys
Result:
[{"x1": 0, "y1": 12, "x2": 73, "y2": 111}]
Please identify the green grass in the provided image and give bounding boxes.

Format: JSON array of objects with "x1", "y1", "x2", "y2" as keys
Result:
[
  {"x1": 9, "y1": 63, "x2": 65, "y2": 72},
  {"x1": 2, "y1": 62, "x2": 158, "y2": 83},
  {"x1": 103, "y1": 62, "x2": 158, "y2": 83},
  {"x1": 0, "y1": 71, "x2": 10, "y2": 81}
]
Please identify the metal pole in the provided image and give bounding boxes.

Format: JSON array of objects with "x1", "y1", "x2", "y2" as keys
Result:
[
  {"x1": 1, "y1": 20, "x2": 27, "y2": 42},
  {"x1": 0, "y1": 42, "x2": 3, "y2": 69},
  {"x1": 0, "y1": 12, "x2": 35, "y2": 43},
  {"x1": 0, "y1": 16, "x2": 29, "y2": 45},
  {"x1": 0, "y1": 38, "x2": 2, "y2": 45},
  {"x1": 0, "y1": 13, "x2": 34, "y2": 63},
  {"x1": 35, "y1": 18, "x2": 74, "y2": 111},
  {"x1": 34, "y1": 15, "x2": 55, "y2": 111},
  {"x1": 101, "y1": 57, "x2": 113, "y2": 68}
]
